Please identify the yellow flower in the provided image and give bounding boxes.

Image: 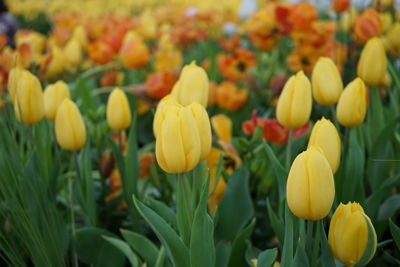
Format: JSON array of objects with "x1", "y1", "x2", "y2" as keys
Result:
[
  {"x1": 189, "y1": 102, "x2": 212, "y2": 160},
  {"x1": 328, "y1": 202, "x2": 377, "y2": 266},
  {"x1": 286, "y1": 146, "x2": 335, "y2": 220},
  {"x1": 387, "y1": 23, "x2": 400, "y2": 51},
  {"x1": 153, "y1": 94, "x2": 180, "y2": 136},
  {"x1": 64, "y1": 38, "x2": 82, "y2": 69},
  {"x1": 43, "y1": 80, "x2": 70, "y2": 121},
  {"x1": 155, "y1": 34, "x2": 183, "y2": 71},
  {"x1": 47, "y1": 45, "x2": 66, "y2": 79},
  {"x1": 276, "y1": 71, "x2": 312, "y2": 129},
  {"x1": 14, "y1": 71, "x2": 45, "y2": 125},
  {"x1": 106, "y1": 88, "x2": 132, "y2": 131},
  {"x1": 357, "y1": 37, "x2": 387, "y2": 86},
  {"x1": 308, "y1": 118, "x2": 341, "y2": 173},
  {"x1": 312, "y1": 57, "x2": 343, "y2": 105},
  {"x1": 336, "y1": 78, "x2": 367, "y2": 127},
  {"x1": 211, "y1": 114, "x2": 232, "y2": 144},
  {"x1": 55, "y1": 99, "x2": 87, "y2": 151},
  {"x1": 8, "y1": 67, "x2": 27, "y2": 103},
  {"x1": 171, "y1": 61, "x2": 209, "y2": 107},
  {"x1": 380, "y1": 12, "x2": 393, "y2": 33},
  {"x1": 71, "y1": 25, "x2": 88, "y2": 49},
  {"x1": 156, "y1": 104, "x2": 202, "y2": 173}
]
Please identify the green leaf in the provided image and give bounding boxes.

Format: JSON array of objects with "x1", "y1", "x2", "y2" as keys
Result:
[
  {"x1": 266, "y1": 199, "x2": 284, "y2": 243},
  {"x1": 378, "y1": 194, "x2": 400, "y2": 221},
  {"x1": 257, "y1": 248, "x2": 278, "y2": 267},
  {"x1": 148, "y1": 198, "x2": 178, "y2": 230},
  {"x1": 354, "y1": 215, "x2": 377, "y2": 267},
  {"x1": 120, "y1": 229, "x2": 159, "y2": 266},
  {"x1": 190, "y1": 177, "x2": 215, "y2": 267},
  {"x1": 389, "y1": 219, "x2": 400, "y2": 252},
  {"x1": 125, "y1": 110, "x2": 139, "y2": 199},
  {"x1": 133, "y1": 196, "x2": 190, "y2": 267},
  {"x1": 75, "y1": 227, "x2": 125, "y2": 267},
  {"x1": 228, "y1": 219, "x2": 256, "y2": 267},
  {"x1": 369, "y1": 87, "x2": 385, "y2": 143},
  {"x1": 292, "y1": 241, "x2": 309, "y2": 267},
  {"x1": 318, "y1": 221, "x2": 335, "y2": 267},
  {"x1": 215, "y1": 241, "x2": 232, "y2": 267},
  {"x1": 176, "y1": 174, "x2": 192, "y2": 246},
  {"x1": 245, "y1": 242, "x2": 261, "y2": 266},
  {"x1": 281, "y1": 204, "x2": 293, "y2": 267},
  {"x1": 103, "y1": 235, "x2": 139, "y2": 267},
  {"x1": 155, "y1": 246, "x2": 167, "y2": 267},
  {"x1": 215, "y1": 167, "x2": 254, "y2": 242}
]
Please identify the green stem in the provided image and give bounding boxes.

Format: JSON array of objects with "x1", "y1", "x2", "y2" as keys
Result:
[
  {"x1": 118, "y1": 131, "x2": 123, "y2": 155},
  {"x1": 330, "y1": 105, "x2": 339, "y2": 130},
  {"x1": 306, "y1": 220, "x2": 314, "y2": 260},
  {"x1": 178, "y1": 173, "x2": 192, "y2": 228},
  {"x1": 311, "y1": 221, "x2": 320, "y2": 267},
  {"x1": 388, "y1": 59, "x2": 400, "y2": 89},
  {"x1": 286, "y1": 129, "x2": 293, "y2": 169},
  {"x1": 73, "y1": 152, "x2": 82, "y2": 182},
  {"x1": 68, "y1": 175, "x2": 78, "y2": 267}
]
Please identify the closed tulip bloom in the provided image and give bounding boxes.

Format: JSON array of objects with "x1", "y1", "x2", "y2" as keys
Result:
[
  {"x1": 188, "y1": 102, "x2": 211, "y2": 160},
  {"x1": 71, "y1": 25, "x2": 88, "y2": 49},
  {"x1": 332, "y1": 0, "x2": 350, "y2": 13},
  {"x1": 357, "y1": 37, "x2": 387, "y2": 86},
  {"x1": 153, "y1": 94, "x2": 180, "y2": 136},
  {"x1": 47, "y1": 45, "x2": 66, "y2": 79},
  {"x1": 55, "y1": 99, "x2": 87, "y2": 151},
  {"x1": 106, "y1": 88, "x2": 132, "y2": 131},
  {"x1": 64, "y1": 38, "x2": 82, "y2": 68},
  {"x1": 336, "y1": 78, "x2": 367, "y2": 127},
  {"x1": 156, "y1": 105, "x2": 201, "y2": 173},
  {"x1": 308, "y1": 118, "x2": 341, "y2": 173},
  {"x1": 387, "y1": 23, "x2": 400, "y2": 50},
  {"x1": 276, "y1": 71, "x2": 312, "y2": 129},
  {"x1": 286, "y1": 146, "x2": 335, "y2": 220},
  {"x1": 44, "y1": 80, "x2": 70, "y2": 120},
  {"x1": 312, "y1": 57, "x2": 343, "y2": 105},
  {"x1": 8, "y1": 67, "x2": 27, "y2": 103},
  {"x1": 328, "y1": 202, "x2": 377, "y2": 266},
  {"x1": 14, "y1": 71, "x2": 45, "y2": 125},
  {"x1": 171, "y1": 61, "x2": 209, "y2": 107}
]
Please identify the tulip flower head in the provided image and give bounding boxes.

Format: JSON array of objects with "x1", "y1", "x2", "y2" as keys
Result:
[
  {"x1": 276, "y1": 71, "x2": 312, "y2": 129},
  {"x1": 286, "y1": 146, "x2": 335, "y2": 220},
  {"x1": 308, "y1": 117, "x2": 341, "y2": 173},
  {"x1": 357, "y1": 37, "x2": 387, "y2": 86},
  {"x1": 8, "y1": 67, "x2": 27, "y2": 103},
  {"x1": 44, "y1": 80, "x2": 71, "y2": 121},
  {"x1": 336, "y1": 78, "x2": 368, "y2": 127},
  {"x1": 329, "y1": 202, "x2": 377, "y2": 266},
  {"x1": 171, "y1": 61, "x2": 209, "y2": 107},
  {"x1": 106, "y1": 88, "x2": 132, "y2": 131},
  {"x1": 312, "y1": 57, "x2": 343, "y2": 105},
  {"x1": 14, "y1": 71, "x2": 45, "y2": 125},
  {"x1": 55, "y1": 99, "x2": 87, "y2": 151}
]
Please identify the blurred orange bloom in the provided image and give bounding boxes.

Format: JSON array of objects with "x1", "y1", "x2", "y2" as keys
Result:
[
  {"x1": 217, "y1": 48, "x2": 256, "y2": 81},
  {"x1": 215, "y1": 81, "x2": 248, "y2": 111},
  {"x1": 353, "y1": 8, "x2": 382, "y2": 43},
  {"x1": 139, "y1": 152, "x2": 156, "y2": 179},
  {"x1": 155, "y1": 34, "x2": 182, "y2": 71},
  {"x1": 88, "y1": 41, "x2": 115, "y2": 65},
  {"x1": 145, "y1": 70, "x2": 177, "y2": 99},
  {"x1": 219, "y1": 34, "x2": 241, "y2": 51},
  {"x1": 109, "y1": 169, "x2": 122, "y2": 193},
  {"x1": 119, "y1": 38, "x2": 150, "y2": 68},
  {"x1": 208, "y1": 81, "x2": 218, "y2": 106},
  {"x1": 332, "y1": 0, "x2": 350, "y2": 13},
  {"x1": 289, "y1": 2, "x2": 318, "y2": 30}
]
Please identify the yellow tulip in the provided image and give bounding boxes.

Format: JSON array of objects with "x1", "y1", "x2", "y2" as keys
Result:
[
  {"x1": 153, "y1": 94, "x2": 180, "y2": 136},
  {"x1": 380, "y1": 12, "x2": 393, "y2": 33},
  {"x1": 55, "y1": 99, "x2": 87, "y2": 151},
  {"x1": 171, "y1": 61, "x2": 209, "y2": 107},
  {"x1": 156, "y1": 104, "x2": 201, "y2": 173},
  {"x1": 387, "y1": 23, "x2": 400, "y2": 50},
  {"x1": 276, "y1": 71, "x2": 312, "y2": 129},
  {"x1": 14, "y1": 71, "x2": 45, "y2": 125},
  {"x1": 211, "y1": 114, "x2": 232, "y2": 143},
  {"x1": 308, "y1": 118, "x2": 341, "y2": 173},
  {"x1": 43, "y1": 80, "x2": 70, "y2": 121},
  {"x1": 106, "y1": 88, "x2": 132, "y2": 131},
  {"x1": 357, "y1": 37, "x2": 387, "y2": 86},
  {"x1": 328, "y1": 202, "x2": 377, "y2": 266},
  {"x1": 340, "y1": 8, "x2": 357, "y2": 33},
  {"x1": 64, "y1": 38, "x2": 82, "y2": 69},
  {"x1": 286, "y1": 146, "x2": 335, "y2": 220},
  {"x1": 312, "y1": 57, "x2": 343, "y2": 105},
  {"x1": 47, "y1": 45, "x2": 66, "y2": 79},
  {"x1": 8, "y1": 67, "x2": 27, "y2": 103},
  {"x1": 189, "y1": 102, "x2": 212, "y2": 160},
  {"x1": 336, "y1": 78, "x2": 367, "y2": 127},
  {"x1": 71, "y1": 25, "x2": 88, "y2": 49}
]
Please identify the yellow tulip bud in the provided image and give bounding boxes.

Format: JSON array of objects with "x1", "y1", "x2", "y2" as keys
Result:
[
  {"x1": 156, "y1": 105, "x2": 201, "y2": 173},
  {"x1": 312, "y1": 57, "x2": 343, "y2": 105},
  {"x1": 286, "y1": 146, "x2": 335, "y2": 220},
  {"x1": 308, "y1": 118, "x2": 341, "y2": 173},
  {"x1": 328, "y1": 202, "x2": 377, "y2": 266},
  {"x1": 340, "y1": 8, "x2": 357, "y2": 33},
  {"x1": 47, "y1": 45, "x2": 66, "y2": 79},
  {"x1": 8, "y1": 67, "x2": 27, "y2": 103},
  {"x1": 55, "y1": 99, "x2": 86, "y2": 151},
  {"x1": 171, "y1": 61, "x2": 209, "y2": 107},
  {"x1": 357, "y1": 37, "x2": 387, "y2": 86},
  {"x1": 336, "y1": 78, "x2": 367, "y2": 127},
  {"x1": 71, "y1": 25, "x2": 88, "y2": 49},
  {"x1": 153, "y1": 94, "x2": 180, "y2": 136},
  {"x1": 64, "y1": 38, "x2": 82, "y2": 69},
  {"x1": 14, "y1": 71, "x2": 45, "y2": 125},
  {"x1": 276, "y1": 71, "x2": 312, "y2": 129},
  {"x1": 387, "y1": 23, "x2": 400, "y2": 50},
  {"x1": 380, "y1": 12, "x2": 393, "y2": 33},
  {"x1": 106, "y1": 88, "x2": 132, "y2": 131},
  {"x1": 211, "y1": 114, "x2": 232, "y2": 144},
  {"x1": 188, "y1": 102, "x2": 211, "y2": 160},
  {"x1": 44, "y1": 81, "x2": 70, "y2": 121}
]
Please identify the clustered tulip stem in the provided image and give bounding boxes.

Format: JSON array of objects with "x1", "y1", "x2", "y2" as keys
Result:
[
  {"x1": 330, "y1": 105, "x2": 339, "y2": 129},
  {"x1": 286, "y1": 129, "x2": 293, "y2": 169},
  {"x1": 306, "y1": 220, "x2": 314, "y2": 261},
  {"x1": 118, "y1": 131, "x2": 123, "y2": 154},
  {"x1": 68, "y1": 175, "x2": 78, "y2": 267}
]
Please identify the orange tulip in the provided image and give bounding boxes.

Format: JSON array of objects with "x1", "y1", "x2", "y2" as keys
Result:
[
  {"x1": 332, "y1": 0, "x2": 350, "y2": 13},
  {"x1": 353, "y1": 8, "x2": 382, "y2": 43},
  {"x1": 215, "y1": 82, "x2": 248, "y2": 112}
]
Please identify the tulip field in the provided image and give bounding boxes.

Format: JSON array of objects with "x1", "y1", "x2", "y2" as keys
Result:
[{"x1": 2, "y1": 0, "x2": 400, "y2": 266}]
